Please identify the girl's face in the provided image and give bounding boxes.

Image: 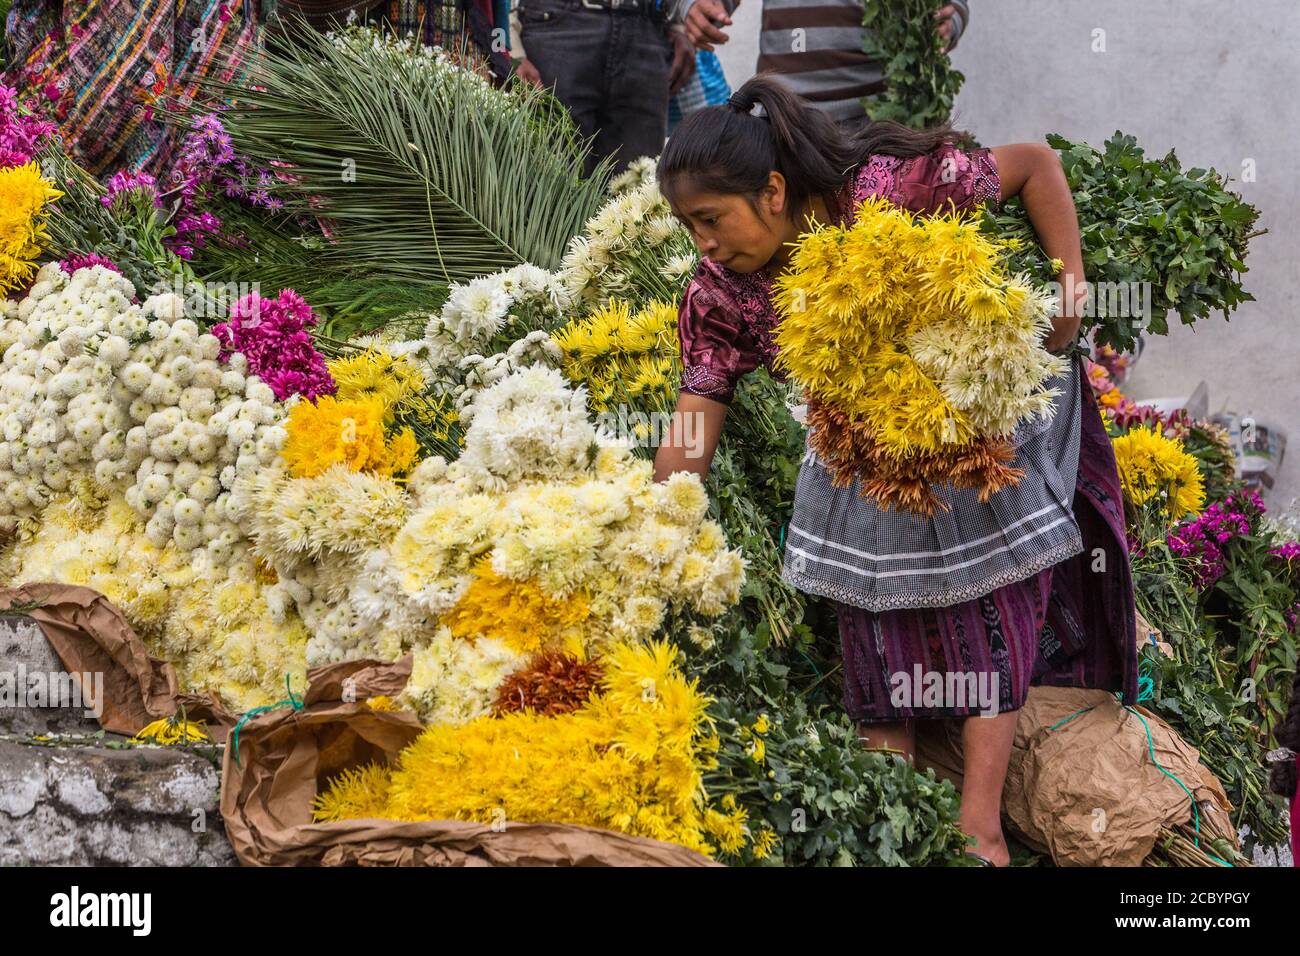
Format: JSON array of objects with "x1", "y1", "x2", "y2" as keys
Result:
[{"x1": 669, "y1": 172, "x2": 800, "y2": 275}]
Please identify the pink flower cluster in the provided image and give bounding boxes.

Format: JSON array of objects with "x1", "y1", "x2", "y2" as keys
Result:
[
  {"x1": 1271, "y1": 541, "x2": 1300, "y2": 565},
  {"x1": 212, "y1": 289, "x2": 336, "y2": 402},
  {"x1": 1112, "y1": 402, "x2": 1192, "y2": 441},
  {"x1": 1167, "y1": 489, "x2": 1264, "y2": 589},
  {"x1": 101, "y1": 170, "x2": 161, "y2": 208},
  {"x1": 0, "y1": 85, "x2": 57, "y2": 167},
  {"x1": 59, "y1": 253, "x2": 121, "y2": 275}
]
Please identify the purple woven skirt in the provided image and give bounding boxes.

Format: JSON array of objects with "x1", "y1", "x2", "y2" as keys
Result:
[{"x1": 836, "y1": 378, "x2": 1138, "y2": 723}]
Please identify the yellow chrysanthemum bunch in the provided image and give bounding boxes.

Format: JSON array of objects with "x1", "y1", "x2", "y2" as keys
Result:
[
  {"x1": 280, "y1": 395, "x2": 419, "y2": 479},
  {"x1": 314, "y1": 640, "x2": 748, "y2": 857},
  {"x1": 552, "y1": 298, "x2": 680, "y2": 413},
  {"x1": 770, "y1": 196, "x2": 1064, "y2": 513},
  {"x1": 1111, "y1": 425, "x2": 1205, "y2": 520},
  {"x1": 328, "y1": 348, "x2": 459, "y2": 442},
  {"x1": 1, "y1": 492, "x2": 308, "y2": 712},
  {"x1": 0, "y1": 162, "x2": 63, "y2": 291},
  {"x1": 444, "y1": 558, "x2": 592, "y2": 657}
]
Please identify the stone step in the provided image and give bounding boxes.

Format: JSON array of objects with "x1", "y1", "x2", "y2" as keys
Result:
[{"x1": 0, "y1": 615, "x2": 235, "y2": 866}]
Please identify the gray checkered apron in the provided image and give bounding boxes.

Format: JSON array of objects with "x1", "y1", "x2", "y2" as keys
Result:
[{"x1": 781, "y1": 354, "x2": 1086, "y2": 612}]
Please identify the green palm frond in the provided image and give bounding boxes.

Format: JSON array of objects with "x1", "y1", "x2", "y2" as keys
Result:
[{"x1": 204, "y1": 23, "x2": 613, "y2": 284}]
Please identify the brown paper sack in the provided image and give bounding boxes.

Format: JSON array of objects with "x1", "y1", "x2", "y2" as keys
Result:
[
  {"x1": 916, "y1": 686, "x2": 1237, "y2": 866},
  {"x1": 219, "y1": 657, "x2": 721, "y2": 867},
  {"x1": 0, "y1": 584, "x2": 236, "y2": 741}
]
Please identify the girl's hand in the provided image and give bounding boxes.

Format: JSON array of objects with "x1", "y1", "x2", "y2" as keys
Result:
[
  {"x1": 1052, "y1": 267, "x2": 1088, "y2": 352},
  {"x1": 990, "y1": 142, "x2": 1085, "y2": 351}
]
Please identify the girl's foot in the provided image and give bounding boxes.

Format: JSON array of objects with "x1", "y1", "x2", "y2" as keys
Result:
[{"x1": 963, "y1": 830, "x2": 1010, "y2": 867}]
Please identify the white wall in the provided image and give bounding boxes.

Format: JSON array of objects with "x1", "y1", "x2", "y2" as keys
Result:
[{"x1": 715, "y1": 0, "x2": 1299, "y2": 508}]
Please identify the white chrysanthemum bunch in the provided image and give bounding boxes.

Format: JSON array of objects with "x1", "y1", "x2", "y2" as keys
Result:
[
  {"x1": 422, "y1": 263, "x2": 570, "y2": 375},
  {"x1": 0, "y1": 263, "x2": 287, "y2": 565},
  {"x1": 1, "y1": 491, "x2": 308, "y2": 712},
  {"x1": 906, "y1": 278, "x2": 1066, "y2": 436},
  {"x1": 327, "y1": 25, "x2": 510, "y2": 112},
  {"x1": 450, "y1": 362, "x2": 601, "y2": 487},
  {"x1": 389, "y1": 363, "x2": 745, "y2": 631},
  {"x1": 397, "y1": 627, "x2": 524, "y2": 726},
  {"x1": 559, "y1": 179, "x2": 699, "y2": 309},
  {"x1": 227, "y1": 462, "x2": 432, "y2": 667},
  {"x1": 606, "y1": 155, "x2": 657, "y2": 197}
]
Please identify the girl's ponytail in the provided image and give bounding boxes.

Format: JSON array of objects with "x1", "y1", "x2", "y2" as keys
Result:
[{"x1": 659, "y1": 73, "x2": 958, "y2": 222}]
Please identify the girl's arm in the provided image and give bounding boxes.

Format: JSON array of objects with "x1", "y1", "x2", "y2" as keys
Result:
[
  {"x1": 652, "y1": 392, "x2": 730, "y2": 481},
  {"x1": 990, "y1": 143, "x2": 1086, "y2": 352}
]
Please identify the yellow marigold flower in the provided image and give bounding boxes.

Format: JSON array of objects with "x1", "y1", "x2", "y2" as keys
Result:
[
  {"x1": 0, "y1": 162, "x2": 63, "y2": 292},
  {"x1": 553, "y1": 298, "x2": 679, "y2": 412},
  {"x1": 132, "y1": 716, "x2": 210, "y2": 745},
  {"x1": 313, "y1": 641, "x2": 718, "y2": 856},
  {"x1": 376, "y1": 426, "x2": 420, "y2": 478},
  {"x1": 771, "y1": 195, "x2": 1059, "y2": 488},
  {"x1": 281, "y1": 396, "x2": 388, "y2": 477},
  {"x1": 703, "y1": 806, "x2": 748, "y2": 855}
]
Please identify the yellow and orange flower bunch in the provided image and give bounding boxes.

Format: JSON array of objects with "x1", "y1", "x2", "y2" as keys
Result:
[
  {"x1": 771, "y1": 196, "x2": 1064, "y2": 514},
  {"x1": 313, "y1": 640, "x2": 748, "y2": 858}
]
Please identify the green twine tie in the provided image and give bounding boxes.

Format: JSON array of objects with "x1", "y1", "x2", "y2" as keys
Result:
[{"x1": 230, "y1": 673, "x2": 305, "y2": 767}]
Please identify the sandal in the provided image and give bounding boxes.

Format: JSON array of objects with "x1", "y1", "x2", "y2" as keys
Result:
[{"x1": 966, "y1": 851, "x2": 997, "y2": 867}]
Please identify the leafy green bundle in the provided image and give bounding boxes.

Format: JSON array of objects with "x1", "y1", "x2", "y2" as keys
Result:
[{"x1": 989, "y1": 133, "x2": 1261, "y2": 355}]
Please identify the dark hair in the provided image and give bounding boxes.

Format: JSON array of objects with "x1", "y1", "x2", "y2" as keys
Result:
[
  {"x1": 1268, "y1": 668, "x2": 1300, "y2": 800},
  {"x1": 657, "y1": 73, "x2": 957, "y2": 222}
]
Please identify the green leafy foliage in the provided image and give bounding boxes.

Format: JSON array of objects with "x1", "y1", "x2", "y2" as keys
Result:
[
  {"x1": 706, "y1": 695, "x2": 970, "y2": 867},
  {"x1": 861, "y1": 0, "x2": 965, "y2": 130},
  {"x1": 1133, "y1": 542, "x2": 1291, "y2": 849},
  {"x1": 987, "y1": 133, "x2": 1261, "y2": 354},
  {"x1": 205, "y1": 23, "x2": 612, "y2": 286}
]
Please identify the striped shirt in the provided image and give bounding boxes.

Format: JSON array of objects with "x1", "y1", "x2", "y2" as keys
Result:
[{"x1": 741, "y1": 0, "x2": 967, "y2": 125}]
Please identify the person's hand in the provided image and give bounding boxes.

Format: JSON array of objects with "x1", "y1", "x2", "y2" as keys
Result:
[
  {"x1": 684, "y1": 0, "x2": 731, "y2": 51},
  {"x1": 669, "y1": 30, "x2": 697, "y2": 95},
  {"x1": 514, "y1": 57, "x2": 543, "y2": 88},
  {"x1": 934, "y1": 3, "x2": 963, "y2": 54}
]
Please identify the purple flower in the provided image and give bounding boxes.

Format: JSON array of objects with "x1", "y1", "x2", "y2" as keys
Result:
[
  {"x1": 1270, "y1": 541, "x2": 1300, "y2": 564},
  {"x1": 101, "y1": 169, "x2": 161, "y2": 208},
  {"x1": 1166, "y1": 489, "x2": 1265, "y2": 590}
]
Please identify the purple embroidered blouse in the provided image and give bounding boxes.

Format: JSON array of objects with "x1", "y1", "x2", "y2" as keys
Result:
[{"x1": 677, "y1": 144, "x2": 1002, "y2": 404}]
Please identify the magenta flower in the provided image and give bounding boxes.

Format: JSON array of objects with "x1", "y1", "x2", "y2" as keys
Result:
[
  {"x1": 101, "y1": 169, "x2": 161, "y2": 208},
  {"x1": 60, "y1": 253, "x2": 121, "y2": 275},
  {"x1": 212, "y1": 289, "x2": 335, "y2": 402},
  {"x1": 1167, "y1": 489, "x2": 1264, "y2": 590},
  {"x1": 0, "y1": 84, "x2": 58, "y2": 166}
]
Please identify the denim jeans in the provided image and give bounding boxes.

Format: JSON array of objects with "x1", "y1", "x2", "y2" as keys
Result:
[{"x1": 519, "y1": 0, "x2": 673, "y2": 177}]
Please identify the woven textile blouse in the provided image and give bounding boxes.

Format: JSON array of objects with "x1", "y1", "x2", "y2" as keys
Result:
[
  {"x1": 678, "y1": 145, "x2": 1002, "y2": 404},
  {"x1": 675, "y1": 144, "x2": 1091, "y2": 612}
]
